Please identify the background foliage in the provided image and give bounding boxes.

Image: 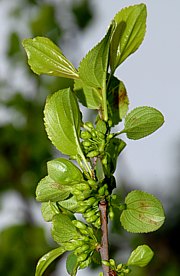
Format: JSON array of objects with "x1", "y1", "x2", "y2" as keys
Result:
[{"x1": 0, "y1": 1, "x2": 180, "y2": 275}]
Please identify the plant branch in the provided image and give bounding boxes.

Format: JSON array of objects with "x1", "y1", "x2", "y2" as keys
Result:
[{"x1": 99, "y1": 199, "x2": 109, "y2": 276}]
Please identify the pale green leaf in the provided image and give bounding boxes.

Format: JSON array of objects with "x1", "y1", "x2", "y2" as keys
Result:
[
  {"x1": 22, "y1": 36, "x2": 79, "y2": 79},
  {"x1": 66, "y1": 252, "x2": 78, "y2": 276},
  {"x1": 79, "y1": 25, "x2": 113, "y2": 89},
  {"x1": 47, "y1": 158, "x2": 83, "y2": 184},
  {"x1": 77, "y1": 24, "x2": 114, "y2": 111},
  {"x1": 107, "y1": 76, "x2": 129, "y2": 125},
  {"x1": 36, "y1": 175, "x2": 71, "y2": 202},
  {"x1": 122, "y1": 106, "x2": 164, "y2": 140},
  {"x1": 74, "y1": 78, "x2": 102, "y2": 109},
  {"x1": 35, "y1": 247, "x2": 66, "y2": 276},
  {"x1": 110, "y1": 4, "x2": 147, "y2": 71},
  {"x1": 41, "y1": 202, "x2": 60, "y2": 222},
  {"x1": 59, "y1": 196, "x2": 78, "y2": 212},
  {"x1": 52, "y1": 214, "x2": 80, "y2": 244},
  {"x1": 127, "y1": 245, "x2": 154, "y2": 267},
  {"x1": 120, "y1": 190, "x2": 165, "y2": 233},
  {"x1": 44, "y1": 88, "x2": 82, "y2": 156}
]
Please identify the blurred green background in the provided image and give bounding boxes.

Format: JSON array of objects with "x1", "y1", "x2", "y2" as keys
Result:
[{"x1": 0, "y1": 0, "x2": 179, "y2": 275}]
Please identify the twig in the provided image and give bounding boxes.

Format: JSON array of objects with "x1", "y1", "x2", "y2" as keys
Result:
[{"x1": 99, "y1": 199, "x2": 109, "y2": 276}]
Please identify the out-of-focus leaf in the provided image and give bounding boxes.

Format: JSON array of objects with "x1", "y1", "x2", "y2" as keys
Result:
[
  {"x1": 35, "y1": 247, "x2": 66, "y2": 276},
  {"x1": 120, "y1": 190, "x2": 165, "y2": 233},
  {"x1": 30, "y1": 5, "x2": 61, "y2": 40},
  {"x1": 22, "y1": 37, "x2": 79, "y2": 79},
  {"x1": 72, "y1": 0, "x2": 93, "y2": 29}
]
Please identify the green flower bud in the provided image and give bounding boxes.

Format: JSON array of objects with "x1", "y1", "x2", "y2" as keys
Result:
[
  {"x1": 74, "y1": 244, "x2": 90, "y2": 255},
  {"x1": 98, "y1": 186, "x2": 105, "y2": 196},
  {"x1": 79, "y1": 257, "x2": 92, "y2": 269},
  {"x1": 81, "y1": 131, "x2": 92, "y2": 139},
  {"x1": 84, "y1": 122, "x2": 94, "y2": 131},
  {"x1": 117, "y1": 264, "x2": 123, "y2": 271},
  {"x1": 109, "y1": 259, "x2": 116, "y2": 267},
  {"x1": 64, "y1": 242, "x2": 76, "y2": 251},
  {"x1": 87, "y1": 150, "x2": 99, "y2": 158},
  {"x1": 76, "y1": 252, "x2": 88, "y2": 262},
  {"x1": 83, "y1": 140, "x2": 92, "y2": 147},
  {"x1": 93, "y1": 217, "x2": 101, "y2": 228},
  {"x1": 83, "y1": 197, "x2": 97, "y2": 206},
  {"x1": 76, "y1": 205, "x2": 88, "y2": 213},
  {"x1": 85, "y1": 214, "x2": 98, "y2": 223},
  {"x1": 109, "y1": 210, "x2": 114, "y2": 220},
  {"x1": 72, "y1": 220, "x2": 87, "y2": 230},
  {"x1": 102, "y1": 260, "x2": 110, "y2": 266},
  {"x1": 84, "y1": 209, "x2": 97, "y2": 218}
]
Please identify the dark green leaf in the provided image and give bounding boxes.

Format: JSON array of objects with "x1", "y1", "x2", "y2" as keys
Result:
[
  {"x1": 66, "y1": 252, "x2": 78, "y2": 276},
  {"x1": 120, "y1": 190, "x2": 165, "y2": 233},
  {"x1": 122, "y1": 106, "x2": 164, "y2": 140},
  {"x1": 35, "y1": 247, "x2": 66, "y2": 276},
  {"x1": 47, "y1": 158, "x2": 83, "y2": 184},
  {"x1": 110, "y1": 4, "x2": 147, "y2": 71},
  {"x1": 36, "y1": 175, "x2": 71, "y2": 202},
  {"x1": 107, "y1": 76, "x2": 129, "y2": 125},
  {"x1": 44, "y1": 88, "x2": 82, "y2": 157},
  {"x1": 127, "y1": 245, "x2": 154, "y2": 267},
  {"x1": 104, "y1": 138, "x2": 126, "y2": 176},
  {"x1": 22, "y1": 37, "x2": 79, "y2": 79},
  {"x1": 52, "y1": 214, "x2": 80, "y2": 244}
]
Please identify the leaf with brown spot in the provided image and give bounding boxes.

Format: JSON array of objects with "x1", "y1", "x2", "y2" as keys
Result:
[
  {"x1": 107, "y1": 75, "x2": 129, "y2": 126},
  {"x1": 120, "y1": 190, "x2": 165, "y2": 233}
]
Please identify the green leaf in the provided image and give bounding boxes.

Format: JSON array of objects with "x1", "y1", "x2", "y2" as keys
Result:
[
  {"x1": 47, "y1": 158, "x2": 83, "y2": 184},
  {"x1": 120, "y1": 190, "x2": 165, "y2": 233},
  {"x1": 104, "y1": 138, "x2": 126, "y2": 176},
  {"x1": 110, "y1": 4, "x2": 147, "y2": 71},
  {"x1": 74, "y1": 78, "x2": 102, "y2": 109},
  {"x1": 107, "y1": 76, "x2": 129, "y2": 126},
  {"x1": 122, "y1": 106, "x2": 164, "y2": 140},
  {"x1": 52, "y1": 214, "x2": 80, "y2": 244},
  {"x1": 66, "y1": 252, "x2": 78, "y2": 276},
  {"x1": 36, "y1": 175, "x2": 71, "y2": 202},
  {"x1": 44, "y1": 88, "x2": 82, "y2": 156},
  {"x1": 59, "y1": 196, "x2": 78, "y2": 212},
  {"x1": 127, "y1": 245, "x2": 154, "y2": 267},
  {"x1": 35, "y1": 247, "x2": 66, "y2": 276},
  {"x1": 22, "y1": 36, "x2": 79, "y2": 79},
  {"x1": 76, "y1": 24, "x2": 114, "y2": 116},
  {"x1": 41, "y1": 202, "x2": 60, "y2": 222}
]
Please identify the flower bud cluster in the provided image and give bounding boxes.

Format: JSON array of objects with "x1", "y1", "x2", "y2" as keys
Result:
[
  {"x1": 81, "y1": 120, "x2": 107, "y2": 159},
  {"x1": 102, "y1": 259, "x2": 131, "y2": 275},
  {"x1": 70, "y1": 220, "x2": 99, "y2": 269}
]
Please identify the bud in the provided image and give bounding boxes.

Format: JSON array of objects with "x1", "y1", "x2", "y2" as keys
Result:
[
  {"x1": 82, "y1": 140, "x2": 92, "y2": 147},
  {"x1": 81, "y1": 131, "x2": 92, "y2": 139},
  {"x1": 76, "y1": 252, "x2": 88, "y2": 262},
  {"x1": 72, "y1": 220, "x2": 87, "y2": 230},
  {"x1": 98, "y1": 186, "x2": 105, "y2": 196},
  {"x1": 85, "y1": 214, "x2": 98, "y2": 223},
  {"x1": 84, "y1": 209, "x2": 96, "y2": 218},
  {"x1": 84, "y1": 122, "x2": 94, "y2": 131},
  {"x1": 109, "y1": 259, "x2": 116, "y2": 267},
  {"x1": 87, "y1": 150, "x2": 99, "y2": 158}
]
